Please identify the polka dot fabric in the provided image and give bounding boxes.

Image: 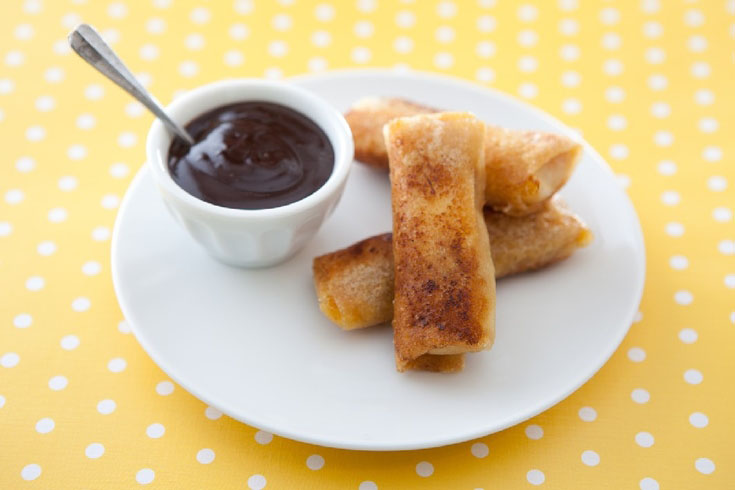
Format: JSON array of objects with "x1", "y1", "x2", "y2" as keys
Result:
[{"x1": 1, "y1": 1, "x2": 733, "y2": 488}]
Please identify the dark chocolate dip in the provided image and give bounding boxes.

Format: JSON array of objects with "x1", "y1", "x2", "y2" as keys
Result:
[{"x1": 168, "y1": 101, "x2": 334, "y2": 209}]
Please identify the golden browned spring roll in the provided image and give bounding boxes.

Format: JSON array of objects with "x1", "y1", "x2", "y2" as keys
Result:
[
  {"x1": 312, "y1": 197, "x2": 592, "y2": 330},
  {"x1": 344, "y1": 97, "x2": 582, "y2": 215},
  {"x1": 346, "y1": 97, "x2": 435, "y2": 167},
  {"x1": 386, "y1": 112, "x2": 495, "y2": 372}
]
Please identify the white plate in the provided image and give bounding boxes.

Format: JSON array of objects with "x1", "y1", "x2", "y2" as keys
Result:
[{"x1": 111, "y1": 70, "x2": 645, "y2": 451}]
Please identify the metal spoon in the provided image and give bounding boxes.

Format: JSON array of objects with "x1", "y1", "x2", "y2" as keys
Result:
[{"x1": 68, "y1": 23, "x2": 195, "y2": 145}]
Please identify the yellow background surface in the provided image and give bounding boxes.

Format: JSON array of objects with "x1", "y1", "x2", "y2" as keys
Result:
[{"x1": 1, "y1": 0, "x2": 734, "y2": 488}]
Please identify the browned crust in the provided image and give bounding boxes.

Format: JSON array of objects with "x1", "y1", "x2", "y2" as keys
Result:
[
  {"x1": 344, "y1": 97, "x2": 581, "y2": 215},
  {"x1": 484, "y1": 196, "x2": 593, "y2": 276},
  {"x1": 482, "y1": 128, "x2": 581, "y2": 215},
  {"x1": 386, "y1": 112, "x2": 495, "y2": 372},
  {"x1": 312, "y1": 234, "x2": 394, "y2": 330},
  {"x1": 312, "y1": 197, "x2": 592, "y2": 331},
  {"x1": 344, "y1": 97, "x2": 435, "y2": 168}
]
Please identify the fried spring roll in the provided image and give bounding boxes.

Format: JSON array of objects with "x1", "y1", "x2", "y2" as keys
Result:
[
  {"x1": 347, "y1": 97, "x2": 435, "y2": 167},
  {"x1": 386, "y1": 112, "x2": 495, "y2": 372},
  {"x1": 344, "y1": 97, "x2": 582, "y2": 215},
  {"x1": 313, "y1": 233, "x2": 395, "y2": 330},
  {"x1": 312, "y1": 198, "x2": 592, "y2": 330},
  {"x1": 484, "y1": 197, "x2": 593, "y2": 276}
]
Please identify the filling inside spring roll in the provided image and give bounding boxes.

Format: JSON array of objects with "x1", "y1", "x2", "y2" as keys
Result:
[
  {"x1": 385, "y1": 112, "x2": 495, "y2": 371},
  {"x1": 482, "y1": 127, "x2": 582, "y2": 215},
  {"x1": 344, "y1": 96, "x2": 582, "y2": 215},
  {"x1": 312, "y1": 197, "x2": 592, "y2": 330}
]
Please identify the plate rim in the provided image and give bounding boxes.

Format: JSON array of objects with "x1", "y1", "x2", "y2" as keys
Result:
[{"x1": 111, "y1": 68, "x2": 646, "y2": 451}]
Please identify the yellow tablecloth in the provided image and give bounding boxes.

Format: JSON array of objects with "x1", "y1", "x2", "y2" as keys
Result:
[{"x1": 2, "y1": 1, "x2": 733, "y2": 488}]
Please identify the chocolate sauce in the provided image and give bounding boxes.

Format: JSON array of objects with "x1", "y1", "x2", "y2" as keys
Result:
[{"x1": 168, "y1": 101, "x2": 334, "y2": 209}]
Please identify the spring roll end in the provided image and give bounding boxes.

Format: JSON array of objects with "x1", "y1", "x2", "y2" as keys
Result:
[
  {"x1": 313, "y1": 235, "x2": 395, "y2": 330},
  {"x1": 398, "y1": 353, "x2": 466, "y2": 373}
]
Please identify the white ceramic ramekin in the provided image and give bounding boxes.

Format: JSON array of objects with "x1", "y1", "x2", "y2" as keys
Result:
[{"x1": 146, "y1": 79, "x2": 354, "y2": 268}]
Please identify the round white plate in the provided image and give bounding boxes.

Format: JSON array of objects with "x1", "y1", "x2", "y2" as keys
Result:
[{"x1": 112, "y1": 70, "x2": 645, "y2": 451}]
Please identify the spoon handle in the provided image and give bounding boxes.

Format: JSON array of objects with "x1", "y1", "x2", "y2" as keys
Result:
[{"x1": 68, "y1": 24, "x2": 195, "y2": 145}]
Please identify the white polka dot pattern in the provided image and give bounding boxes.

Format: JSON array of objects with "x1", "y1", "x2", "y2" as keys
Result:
[{"x1": 416, "y1": 461, "x2": 434, "y2": 477}]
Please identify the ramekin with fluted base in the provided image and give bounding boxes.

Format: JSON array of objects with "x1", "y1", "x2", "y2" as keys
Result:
[{"x1": 146, "y1": 79, "x2": 354, "y2": 268}]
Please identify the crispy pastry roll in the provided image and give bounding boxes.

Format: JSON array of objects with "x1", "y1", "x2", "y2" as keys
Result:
[
  {"x1": 312, "y1": 198, "x2": 591, "y2": 330},
  {"x1": 385, "y1": 112, "x2": 495, "y2": 372},
  {"x1": 345, "y1": 97, "x2": 435, "y2": 167},
  {"x1": 313, "y1": 233, "x2": 395, "y2": 330},
  {"x1": 344, "y1": 97, "x2": 582, "y2": 215},
  {"x1": 483, "y1": 197, "x2": 592, "y2": 276},
  {"x1": 482, "y1": 127, "x2": 581, "y2": 215}
]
